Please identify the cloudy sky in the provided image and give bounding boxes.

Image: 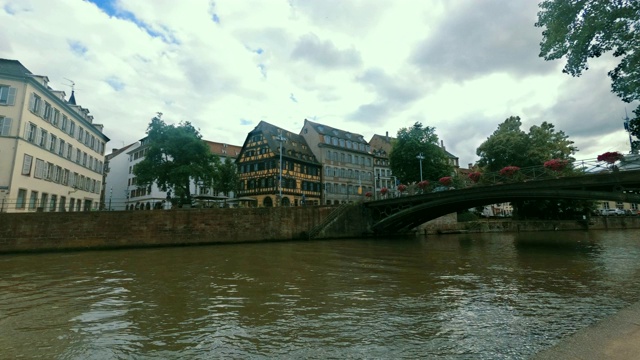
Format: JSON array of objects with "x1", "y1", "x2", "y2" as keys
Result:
[{"x1": 1, "y1": 0, "x2": 636, "y2": 167}]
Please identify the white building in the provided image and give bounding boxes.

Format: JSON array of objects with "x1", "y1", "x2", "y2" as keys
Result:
[
  {"x1": 0, "y1": 59, "x2": 109, "y2": 212},
  {"x1": 103, "y1": 137, "x2": 241, "y2": 210}
]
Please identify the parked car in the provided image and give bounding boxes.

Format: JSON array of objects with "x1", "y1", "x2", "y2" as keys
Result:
[{"x1": 601, "y1": 208, "x2": 626, "y2": 216}]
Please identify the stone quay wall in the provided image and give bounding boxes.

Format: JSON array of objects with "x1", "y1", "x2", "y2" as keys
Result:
[{"x1": 0, "y1": 206, "x2": 371, "y2": 254}]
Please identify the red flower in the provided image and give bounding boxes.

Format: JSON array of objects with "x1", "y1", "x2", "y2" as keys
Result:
[
  {"x1": 380, "y1": 187, "x2": 389, "y2": 195},
  {"x1": 397, "y1": 184, "x2": 407, "y2": 193},
  {"x1": 468, "y1": 172, "x2": 481, "y2": 183},
  {"x1": 365, "y1": 191, "x2": 372, "y2": 198},
  {"x1": 597, "y1": 151, "x2": 624, "y2": 164},
  {"x1": 417, "y1": 180, "x2": 429, "y2": 189},
  {"x1": 544, "y1": 159, "x2": 569, "y2": 172},
  {"x1": 499, "y1": 166, "x2": 520, "y2": 176},
  {"x1": 439, "y1": 176, "x2": 452, "y2": 186}
]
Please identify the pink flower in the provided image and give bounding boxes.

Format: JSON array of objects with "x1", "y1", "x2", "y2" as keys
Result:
[
  {"x1": 439, "y1": 176, "x2": 452, "y2": 186},
  {"x1": 544, "y1": 159, "x2": 569, "y2": 171},
  {"x1": 417, "y1": 180, "x2": 429, "y2": 189},
  {"x1": 380, "y1": 187, "x2": 388, "y2": 195},
  {"x1": 499, "y1": 166, "x2": 520, "y2": 176},
  {"x1": 468, "y1": 172, "x2": 481, "y2": 183},
  {"x1": 597, "y1": 151, "x2": 624, "y2": 164},
  {"x1": 397, "y1": 184, "x2": 407, "y2": 193}
]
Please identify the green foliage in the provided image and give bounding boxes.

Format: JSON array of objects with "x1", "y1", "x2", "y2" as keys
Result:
[
  {"x1": 217, "y1": 157, "x2": 240, "y2": 195},
  {"x1": 476, "y1": 116, "x2": 577, "y2": 172},
  {"x1": 389, "y1": 122, "x2": 453, "y2": 183},
  {"x1": 536, "y1": 0, "x2": 640, "y2": 148},
  {"x1": 476, "y1": 116, "x2": 584, "y2": 219},
  {"x1": 133, "y1": 114, "x2": 217, "y2": 203}
]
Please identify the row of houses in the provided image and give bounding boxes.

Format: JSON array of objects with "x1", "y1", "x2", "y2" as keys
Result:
[{"x1": 2, "y1": 58, "x2": 636, "y2": 215}]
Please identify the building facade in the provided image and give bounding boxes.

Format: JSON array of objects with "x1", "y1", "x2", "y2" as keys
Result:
[
  {"x1": 300, "y1": 119, "x2": 374, "y2": 205},
  {"x1": 369, "y1": 133, "x2": 396, "y2": 198},
  {"x1": 237, "y1": 121, "x2": 321, "y2": 207},
  {"x1": 103, "y1": 138, "x2": 241, "y2": 210},
  {"x1": 0, "y1": 59, "x2": 109, "y2": 212}
]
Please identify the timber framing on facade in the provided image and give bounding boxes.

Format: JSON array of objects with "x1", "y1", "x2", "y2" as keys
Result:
[{"x1": 237, "y1": 121, "x2": 321, "y2": 207}]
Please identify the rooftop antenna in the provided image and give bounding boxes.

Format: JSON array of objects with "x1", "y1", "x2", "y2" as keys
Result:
[{"x1": 63, "y1": 78, "x2": 77, "y2": 105}]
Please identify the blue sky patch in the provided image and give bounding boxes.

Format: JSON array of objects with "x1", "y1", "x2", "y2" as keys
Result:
[
  {"x1": 105, "y1": 76, "x2": 125, "y2": 91},
  {"x1": 240, "y1": 118, "x2": 252, "y2": 126},
  {"x1": 68, "y1": 40, "x2": 88, "y2": 56},
  {"x1": 289, "y1": 93, "x2": 298, "y2": 103}
]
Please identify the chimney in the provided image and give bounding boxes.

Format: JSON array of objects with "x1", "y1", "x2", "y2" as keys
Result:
[
  {"x1": 469, "y1": 163, "x2": 473, "y2": 169},
  {"x1": 440, "y1": 140, "x2": 445, "y2": 150},
  {"x1": 386, "y1": 131, "x2": 389, "y2": 141}
]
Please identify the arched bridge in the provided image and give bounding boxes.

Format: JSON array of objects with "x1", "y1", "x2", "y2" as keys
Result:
[{"x1": 364, "y1": 169, "x2": 640, "y2": 234}]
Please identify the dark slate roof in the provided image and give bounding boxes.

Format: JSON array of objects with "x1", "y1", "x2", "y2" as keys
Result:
[
  {"x1": 0, "y1": 58, "x2": 32, "y2": 78},
  {"x1": 249, "y1": 121, "x2": 320, "y2": 164},
  {"x1": 68, "y1": 90, "x2": 76, "y2": 105},
  {"x1": 304, "y1": 119, "x2": 368, "y2": 144}
]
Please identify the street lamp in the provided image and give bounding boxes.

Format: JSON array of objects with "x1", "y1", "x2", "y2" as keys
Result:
[
  {"x1": 416, "y1": 153, "x2": 425, "y2": 182},
  {"x1": 108, "y1": 187, "x2": 112, "y2": 211},
  {"x1": 275, "y1": 134, "x2": 287, "y2": 206}
]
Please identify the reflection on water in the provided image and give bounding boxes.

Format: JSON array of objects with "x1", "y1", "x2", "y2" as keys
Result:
[{"x1": 1, "y1": 230, "x2": 640, "y2": 359}]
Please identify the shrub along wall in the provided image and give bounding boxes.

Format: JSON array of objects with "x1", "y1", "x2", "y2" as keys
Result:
[{"x1": 0, "y1": 206, "x2": 370, "y2": 254}]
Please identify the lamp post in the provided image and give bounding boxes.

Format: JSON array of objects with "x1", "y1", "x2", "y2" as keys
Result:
[
  {"x1": 275, "y1": 134, "x2": 286, "y2": 206},
  {"x1": 108, "y1": 187, "x2": 112, "y2": 211},
  {"x1": 624, "y1": 112, "x2": 637, "y2": 154},
  {"x1": 416, "y1": 153, "x2": 425, "y2": 182}
]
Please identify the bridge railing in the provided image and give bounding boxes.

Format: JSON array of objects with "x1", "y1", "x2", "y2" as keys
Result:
[{"x1": 470, "y1": 158, "x2": 620, "y2": 187}]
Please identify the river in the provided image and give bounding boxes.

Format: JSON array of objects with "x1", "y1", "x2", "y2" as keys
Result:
[{"x1": 1, "y1": 229, "x2": 640, "y2": 359}]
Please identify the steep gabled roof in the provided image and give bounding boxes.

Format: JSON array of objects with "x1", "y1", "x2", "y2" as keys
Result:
[
  {"x1": 303, "y1": 118, "x2": 368, "y2": 144},
  {"x1": 0, "y1": 58, "x2": 32, "y2": 78},
  {"x1": 242, "y1": 121, "x2": 320, "y2": 164}
]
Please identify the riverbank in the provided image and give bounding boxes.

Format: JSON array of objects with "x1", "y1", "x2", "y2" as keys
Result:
[
  {"x1": 533, "y1": 299, "x2": 640, "y2": 359},
  {"x1": 420, "y1": 215, "x2": 640, "y2": 235}
]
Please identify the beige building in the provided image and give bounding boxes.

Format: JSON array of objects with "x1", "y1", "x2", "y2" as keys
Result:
[
  {"x1": 0, "y1": 59, "x2": 109, "y2": 212},
  {"x1": 300, "y1": 119, "x2": 374, "y2": 205}
]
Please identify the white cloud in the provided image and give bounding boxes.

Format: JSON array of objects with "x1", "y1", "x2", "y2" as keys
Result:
[{"x1": 0, "y1": 0, "x2": 634, "y2": 167}]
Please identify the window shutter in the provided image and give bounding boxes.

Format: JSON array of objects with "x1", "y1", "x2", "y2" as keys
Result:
[
  {"x1": 28, "y1": 93, "x2": 35, "y2": 111},
  {"x1": 0, "y1": 117, "x2": 11, "y2": 136},
  {"x1": 7, "y1": 87, "x2": 16, "y2": 105}
]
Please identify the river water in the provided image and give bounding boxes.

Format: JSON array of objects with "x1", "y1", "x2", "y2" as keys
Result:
[{"x1": 2, "y1": 229, "x2": 640, "y2": 359}]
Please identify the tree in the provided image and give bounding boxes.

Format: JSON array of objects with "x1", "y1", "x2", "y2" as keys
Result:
[
  {"x1": 536, "y1": 0, "x2": 640, "y2": 152},
  {"x1": 476, "y1": 116, "x2": 582, "y2": 219},
  {"x1": 217, "y1": 157, "x2": 240, "y2": 196},
  {"x1": 389, "y1": 122, "x2": 453, "y2": 184},
  {"x1": 476, "y1": 116, "x2": 577, "y2": 171},
  {"x1": 133, "y1": 114, "x2": 217, "y2": 205}
]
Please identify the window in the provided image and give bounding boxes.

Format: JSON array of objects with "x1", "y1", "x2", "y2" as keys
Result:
[
  {"x1": 61, "y1": 115, "x2": 68, "y2": 132},
  {"x1": 26, "y1": 123, "x2": 37, "y2": 142},
  {"x1": 82, "y1": 152, "x2": 87, "y2": 166},
  {"x1": 22, "y1": 154, "x2": 33, "y2": 175},
  {"x1": 16, "y1": 189, "x2": 27, "y2": 209},
  {"x1": 0, "y1": 85, "x2": 17, "y2": 105},
  {"x1": 52, "y1": 109, "x2": 60, "y2": 127},
  {"x1": 59, "y1": 196, "x2": 66, "y2": 212},
  {"x1": 29, "y1": 93, "x2": 42, "y2": 115},
  {"x1": 46, "y1": 162, "x2": 54, "y2": 180},
  {"x1": 39, "y1": 129, "x2": 48, "y2": 147},
  {"x1": 76, "y1": 149, "x2": 81, "y2": 163},
  {"x1": 67, "y1": 144, "x2": 73, "y2": 159},
  {"x1": 29, "y1": 191, "x2": 38, "y2": 210},
  {"x1": 62, "y1": 169, "x2": 70, "y2": 185},
  {"x1": 34, "y1": 158, "x2": 44, "y2": 179},
  {"x1": 78, "y1": 127, "x2": 84, "y2": 141},
  {"x1": 69, "y1": 121, "x2": 75, "y2": 137},
  {"x1": 43, "y1": 102, "x2": 52, "y2": 121},
  {"x1": 49, "y1": 134, "x2": 57, "y2": 152},
  {"x1": 0, "y1": 117, "x2": 11, "y2": 136},
  {"x1": 58, "y1": 139, "x2": 65, "y2": 156},
  {"x1": 53, "y1": 166, "x2": 61, "y2": 183},
  {"x1": 50, "y1": 195, "x2": 57, "y2": 212}
]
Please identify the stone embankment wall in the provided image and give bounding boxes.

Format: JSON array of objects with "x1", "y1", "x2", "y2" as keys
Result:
[
  {"x1": 421, "y1": 216, "x2": 640, "y2": 235},
  {"x1": 0, "y1": 206, "x2": 370, "y2": 254}
]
